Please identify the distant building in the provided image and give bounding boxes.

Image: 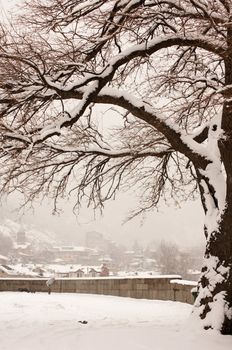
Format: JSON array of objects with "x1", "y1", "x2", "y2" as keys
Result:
[
  {"x1": 56, "y1": 271, "x2": 69, "y2": 278},
  {"x1": 53, "y1": 265, "x2": 101, "y2": 278},
  {"x1": 51, "y1": 246, "x2": 98, "y2": 264},
  {"x1": 88, "y1": 267, "x2": 100, "y2": 277},
  {"x1": 69, "y1": 268, "x2": 84, "y2": 278},
  {"x1": 100, "y1": 264, "x2": 109, "y2": 277}
]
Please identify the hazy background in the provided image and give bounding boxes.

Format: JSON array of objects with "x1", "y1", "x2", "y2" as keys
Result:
[
  {"x1": 0, "y1": 0, "x2": 205, "y2": 249},
  {"x1": 0, "y1": 190, "x2": 205, "y2": 248}
]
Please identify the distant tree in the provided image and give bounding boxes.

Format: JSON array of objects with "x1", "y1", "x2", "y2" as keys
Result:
[
  {"x1": 188, "y1": 245, "x2": 205, "y2": 271},
  {"x1": 156, "y1": 241, "x2": 179, "y2": 275},
  {"x1": 0, "y1": 0, "x2": 232, "y2": 333},
  {"x1": 155, "y1": 241, "x2": 188, "y2": 276}
]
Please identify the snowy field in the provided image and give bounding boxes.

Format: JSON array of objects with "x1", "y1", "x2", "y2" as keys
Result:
[{"x1": 0, "y1": 292, "x2": 231, "y2": 350}]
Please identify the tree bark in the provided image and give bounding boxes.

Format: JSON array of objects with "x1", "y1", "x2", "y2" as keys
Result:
[
  {"x1": 194, "y1": 206, "x2": 232, "y2": 334},
  {"x1": 191, "y1": 20, "x2": 232, "y2": 335}
]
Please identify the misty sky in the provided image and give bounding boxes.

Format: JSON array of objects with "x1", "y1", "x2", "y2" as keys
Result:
[
  {"x1": 0, "y1": 189, "x2": 205, "y2": 248},
  {"x1": 0, "y1": 0, "x2": 206, "y2": 249}
]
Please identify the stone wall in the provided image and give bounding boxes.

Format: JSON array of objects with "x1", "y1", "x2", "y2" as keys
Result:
[{"x1": 0, "y1": 276, "x2": 197, "y2": 304}]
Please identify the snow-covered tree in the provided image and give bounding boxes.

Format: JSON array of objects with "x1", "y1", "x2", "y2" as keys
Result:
[{"x1": 0, "y1": 0, "x2": 231, "y2": 334}]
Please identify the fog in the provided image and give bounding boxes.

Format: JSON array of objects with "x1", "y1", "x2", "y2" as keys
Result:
[
  {"x1": 0, "y1": 0, "x2": 205, "y2": 250},
  {"x1": 0, "y1": 191, "x2": 205, "y2": 249}
]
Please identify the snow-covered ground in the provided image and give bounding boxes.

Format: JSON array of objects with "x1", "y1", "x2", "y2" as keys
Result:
[{"x1": 0, "y1": 292, "x2": 231, "y2": 350}]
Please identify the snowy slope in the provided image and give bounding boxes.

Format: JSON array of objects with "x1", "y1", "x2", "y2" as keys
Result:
[
  {"x1": 0, "y1": 292, "x2": 231, "y2": 350},
  {"x1": 1, "y1": 219, "x2": 56, "y2": 246}
]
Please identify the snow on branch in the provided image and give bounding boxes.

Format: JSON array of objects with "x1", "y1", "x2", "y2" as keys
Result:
[
  {"x1": 0, "y1": 30, "x2": 225, "y2": 166},
  {"x1": 1, "y1": 80, "x2": 212, "y2": 169},
  {"x1": 0, "y1": 0, "x2": 227, "y2": 177},
  {"x1": 45, "y1": 143, "x2": 171, "y2": 159},
  {"x1": 145, "y1": 0, "x2": 228, "y2": 23}
]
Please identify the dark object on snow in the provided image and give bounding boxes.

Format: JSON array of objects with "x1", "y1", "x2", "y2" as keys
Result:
[
  {"x1": 18, "y1": 288, "x2": 35, "y2": 293},
  {"x1": 78, "y1": 320, "x2": 88, "y2": 324},
  {"x1": 18, "y1": 288, "x2": 30, "y2": 292}
]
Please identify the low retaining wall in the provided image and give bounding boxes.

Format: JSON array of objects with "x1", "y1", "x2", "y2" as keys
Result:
[{"x1": 0, "y1": 276, "x2": 197, "y2": 304}]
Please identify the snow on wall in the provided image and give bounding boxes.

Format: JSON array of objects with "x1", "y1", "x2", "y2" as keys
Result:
[{"x1": 170, "y1": 279, "x2": 197, "y2": 286}]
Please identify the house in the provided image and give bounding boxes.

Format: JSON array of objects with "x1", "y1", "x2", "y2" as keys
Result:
[
  {"x1": 51, "y1": 246, "x2": 98, "y2": 264},
  {"x1": 44, "y1": 264, "x2": 110, "y2": 279},
  {"x1": 55, "y1": 271, "x2": 69, "y2": 278},
  {"x1": 88, "y1": 267, "x2": 100, "y2": 277},
  {"x1": 85, "y1": 265, "x2": 110, "y2": 277},
  {"x1": 69, "y1": 268, "x2": 84, "y2": 278},
  {"x1": 100, "y1": 264, "x2": 110, "y2": 277}
]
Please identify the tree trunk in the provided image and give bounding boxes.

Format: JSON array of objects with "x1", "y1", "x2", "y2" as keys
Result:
[
  {"x1": 192, "y1": 22, "x2": 232, "y2": 335},
  {"x1": 192, "y1": 97, "x2": 232, "y2": 334},
  {"x1": 193, "y1": 205, "x2": 232, "y2": 334}
]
